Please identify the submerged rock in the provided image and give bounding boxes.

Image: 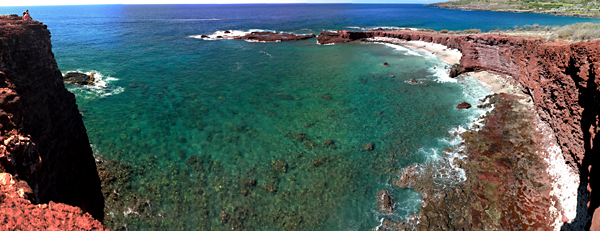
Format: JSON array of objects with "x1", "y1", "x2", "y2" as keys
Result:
[
  {"x1": 304, "y1": 140, "x2": 317, "y2": 149},
  {"x1": 320, "y1": 94, "x2": 332, "y2": 100},
  {"x1": 323, "y1": 139, "x2": 336, "y2": 149},
  {"x1": 220, "y1": 210, "x2": 229, "y2": 223},
  {"x1": 295, "y1": 132, "x2": 306, "y2": 142},
  {"x1": 312, "y1": 157, "x2": 326, "y2": 167},
  {"x1": 265, "y1": 183, "x2": 277, "y2": 195},
  {"x1": 364, "y1": 143, "x2": 374, "y2": 151},
  {"x1": 63, "y1": 72, "x2": 95, "y2": 85},
  {"x1": 271, "y1": 159, "x2": 288, "y2": 173}
]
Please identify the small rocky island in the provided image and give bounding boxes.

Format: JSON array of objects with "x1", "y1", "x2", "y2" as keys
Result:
[
  {"x1": 199, "y1": 31, "x2": 316, "y2": 42},
  {"x1": 63, "y1": 72, "x2": 95, "y2": 85}
]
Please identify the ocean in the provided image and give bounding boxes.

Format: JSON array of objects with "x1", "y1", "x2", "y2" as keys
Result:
[{"x1": 1, "y1": 4, "x2": 599, "y2": 230}]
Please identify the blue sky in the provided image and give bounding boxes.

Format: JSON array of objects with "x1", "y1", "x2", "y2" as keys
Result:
[{"x1": 2, "y1": 0, "x2": 433, "y2": 6}]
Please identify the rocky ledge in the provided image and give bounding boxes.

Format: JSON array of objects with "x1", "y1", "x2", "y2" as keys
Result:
[
  {"x1": 319, "y1": 30, "x2": 600, "y2": 228},
  {"x1": 239, "y1": 32, "x2": 315, "y2": 42},
  {"x1": 0, "y1": 16, "x2": 105, "y2": 228}
]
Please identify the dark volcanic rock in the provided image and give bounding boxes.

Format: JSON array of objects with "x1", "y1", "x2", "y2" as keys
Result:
[
  {"x1": 237, "y1": 32, "x2": 315, "y2": 42},
  {"x1": 317, "y1": 32, "x2": 350, "y2": 45},
  {"x1": 376, "y1": 190, "x2": 394, "y2": 214},
  {"x1": 0, "y1": 17, "x2": 105, "y2": 226},
  {"x1": 456, "y1": 102, "x2": 471, "y2": 109},
  {"x1": 63, "y1": 72, "x2": 94, "y2": 85}
]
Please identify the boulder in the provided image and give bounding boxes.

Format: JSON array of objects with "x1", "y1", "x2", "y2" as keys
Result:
[
  {"x1": 456, "y1": 102, "x2": 472, "y2": 109},
  {"x1": 63, "y1": 72, "x2": 94, "y2": 85},
  {"x1": 376, "y1": 190, "x2": 394, "y2": 213}
]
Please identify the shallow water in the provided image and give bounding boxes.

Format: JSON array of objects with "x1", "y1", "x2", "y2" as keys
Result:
[{"x1": 1, "y1": 4, "x2": 597, "y2": 230}]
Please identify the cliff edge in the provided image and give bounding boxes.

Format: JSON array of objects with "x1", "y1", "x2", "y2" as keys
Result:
[{"x1": 0, "y1": 16, "x2": 105, "y2": 229}]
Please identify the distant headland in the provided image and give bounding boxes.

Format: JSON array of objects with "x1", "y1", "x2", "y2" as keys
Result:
[{"x1": 430, "y1": 0, "x2": 600, "y2": 18}]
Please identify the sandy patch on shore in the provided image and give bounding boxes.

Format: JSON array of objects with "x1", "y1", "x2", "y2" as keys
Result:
[
  {"x1": 366, "y1": 37, "x2": 461, "y2": 64},
  {"x1": 404, "y1": 40, "x2": 461, "y2": 64},
  {"x1": 469, "y1": 71, "x2": 523, "y2": 94}
]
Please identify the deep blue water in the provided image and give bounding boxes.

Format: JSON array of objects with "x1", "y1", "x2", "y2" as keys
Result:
[{"x1": 1, "y1": 4, "x2": 598, "y2": 230}]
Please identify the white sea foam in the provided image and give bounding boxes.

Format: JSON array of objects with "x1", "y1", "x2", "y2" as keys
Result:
[
  {"x1": 535, "y1": 116, "x2": 580, "y2": 229},
  {"x1": 189, "y1": 29, "x2": 274, "y2": 40},
  {"x1": 373, "y1": 42, "x2": 423, "y2": 57},
  {"x1": 429, "y1": 62, "x2": 456, "y2": 83},
  {"x1": 62, "y1": 70, "x2": 124, "y2": 100},
  {"x1": 364, "y1": 26, "x2": 412, "y2": 31},
  {"x1": 172, "y1": 18, "x2": 221, "y2": 21}
]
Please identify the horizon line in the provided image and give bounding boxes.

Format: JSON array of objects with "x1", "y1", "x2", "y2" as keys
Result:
[{"x1": 1, "y1": 2, "x2": 437, "y2": 7}]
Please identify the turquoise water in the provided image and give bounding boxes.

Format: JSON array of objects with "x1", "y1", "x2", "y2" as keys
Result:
[{"x1": 2, "y1": 4, "x2": 598, "y2": 230}]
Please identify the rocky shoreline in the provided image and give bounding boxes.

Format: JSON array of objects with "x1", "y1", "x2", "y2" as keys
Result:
[
  {"x1": 318, "y1": 30, "x2": 600, "y2": 229},
  {"x1": 387, "y1": 76, "x2": 578, "y2": 230}
]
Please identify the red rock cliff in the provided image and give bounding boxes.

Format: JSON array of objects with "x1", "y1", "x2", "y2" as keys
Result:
[
  {"x1": 320, "y1": 29, "x2": 600, "y2": 226},
  {"x1": 0, "y1": 16, "x2": 105, "y2": 228}
]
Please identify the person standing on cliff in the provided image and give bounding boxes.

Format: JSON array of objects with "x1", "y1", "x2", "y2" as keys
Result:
[{"x1": 22, "y1": 10, "x2": 31, "y2": 21}]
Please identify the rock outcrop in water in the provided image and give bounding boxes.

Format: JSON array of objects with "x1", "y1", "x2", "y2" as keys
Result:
[
  {"x1": 319, "y1": 30, "x2": 600, "y2": 228},
  {"x1": 0, "y1": 16, "x2": 105, "y2": 227},
  {"x1": 200, "y1": 31, "x2": 315, "y2": 42},
  {"x1": 239, "y1": 32, "x2": 315, "y2": 42},
  {"x1": 63, "y1": 72, "x2": 95, "y2": 85}
]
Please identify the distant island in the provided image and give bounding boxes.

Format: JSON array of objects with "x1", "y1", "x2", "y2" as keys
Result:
[{"x1": 430, "y1": 0, "x2": 600, "y2": 18}]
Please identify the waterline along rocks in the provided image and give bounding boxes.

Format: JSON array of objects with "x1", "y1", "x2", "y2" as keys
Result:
[
  {"x1": 319, "y1": 30, "x2": 600, "y2": 228},
  {"x1": 0, "y1": 15, "x2": 105, "y2": 228}
]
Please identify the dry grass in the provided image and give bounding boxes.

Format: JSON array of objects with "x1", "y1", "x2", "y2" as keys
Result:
[
  {"x1": 547, "y1": 23, "x2": 600, "y2": 42},
  {"x1": 487, "y1": 23, "x2": 600, "y2": 43}
]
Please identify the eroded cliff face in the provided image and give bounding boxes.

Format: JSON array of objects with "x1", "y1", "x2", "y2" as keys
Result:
[
  {"x1": 320, "y1": 30, "x2": 600, "y2": 228},
  {"x1": 0, "y1": 16, "x2": 105, "y2": 227}
]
